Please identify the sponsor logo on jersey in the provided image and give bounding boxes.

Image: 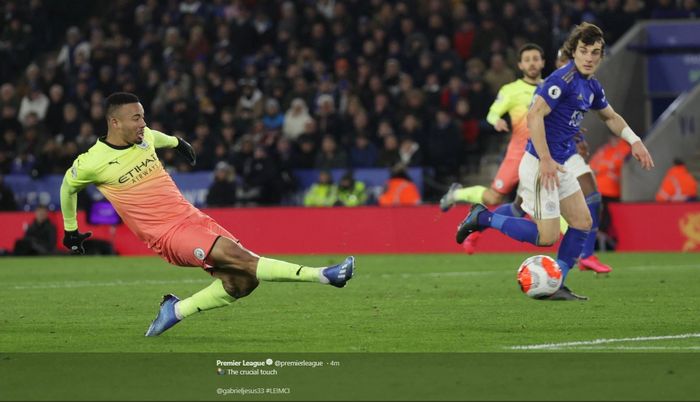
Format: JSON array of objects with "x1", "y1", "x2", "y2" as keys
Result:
[
  {"x1": 136, "y1": 140, "x2": 149, "y2": 149},
  {"x1": 118, "y1": 152, "x2": 160, "y2": 184}
]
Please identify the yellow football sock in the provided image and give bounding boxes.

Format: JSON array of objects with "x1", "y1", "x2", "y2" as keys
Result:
[
  {"x1": 176, "y1": 279, "x2": 235, "y2": 319},
  {"x1": 453, "y1": 185, "x2": 487, "y2": 204},
  {"x1": 256, "y1": 257, "x2": 323, "y2": 283}
]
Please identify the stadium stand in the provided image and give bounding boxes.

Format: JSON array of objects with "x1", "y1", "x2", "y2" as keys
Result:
[{"x1": 1, "y1": 0, "x2": 698, "y2": 210}]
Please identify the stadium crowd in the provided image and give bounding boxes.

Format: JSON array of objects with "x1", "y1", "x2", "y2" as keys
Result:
[{"x1": 1, "y1": 0, "x2": 699, "y2": 207}]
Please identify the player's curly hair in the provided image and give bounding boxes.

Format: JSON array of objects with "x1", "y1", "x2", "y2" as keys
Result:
[{"x1": 562, "y1": 22, "x2": 605, "y2": 59}]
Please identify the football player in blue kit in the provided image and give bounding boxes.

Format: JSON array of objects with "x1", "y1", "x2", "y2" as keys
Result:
[{"x1": 456, "y1": 22, "x2": 654, "y2": 300}]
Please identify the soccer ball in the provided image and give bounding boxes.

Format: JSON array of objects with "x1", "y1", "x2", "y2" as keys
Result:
[{"x1": 517, "y1": 255, "x2": 563, "y2": 298}]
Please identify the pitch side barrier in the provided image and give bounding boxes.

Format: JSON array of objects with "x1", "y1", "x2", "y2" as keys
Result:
[{"x1": 1, "y1": 203, "x2": 698, "y2": 255}]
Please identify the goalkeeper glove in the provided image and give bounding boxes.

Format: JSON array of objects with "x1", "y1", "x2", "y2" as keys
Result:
[
  {"x1": 175, "y1": 137, "x2": 196, "y2": 166},
  {"x1": 63, "y1": 230, "x2": 92, "y2": 255}
]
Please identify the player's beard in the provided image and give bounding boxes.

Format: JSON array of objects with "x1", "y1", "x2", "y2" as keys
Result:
[{"x1": 525, "y1": 70, "x2": 541, "y2": 81}]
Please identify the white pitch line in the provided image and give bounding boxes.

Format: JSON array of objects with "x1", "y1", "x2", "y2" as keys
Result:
[
  {"x1": 6, "y1": 278, "x2": 210, "y2": 290},
  {"x1": 509, "y1": 333, "x2": 700, "y2": 350},
  {"x1": 564, "y1": 346, "x2": 700, "y2": 350}
]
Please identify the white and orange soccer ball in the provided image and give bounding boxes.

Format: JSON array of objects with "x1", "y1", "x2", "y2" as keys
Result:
[{"x1": 517, "y1": 255, "x2": 563, "y2": 298}]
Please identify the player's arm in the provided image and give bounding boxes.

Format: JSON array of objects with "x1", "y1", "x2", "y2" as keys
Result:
[
  {"x1": 486, "y1": 88, "x2": 511, "y2": 132},
  {"x1": 527, "y1": 95, "x2": 565, "y2": 190},
  {"x1": 596, "y1": 105, "x2": 654, "y2": 170},
  {"x1": 60, "y1": 157, "x2": 93, "y2": 254},
  {"x1": 151, "y1": 128, "x2": 196, "y2": 166}
]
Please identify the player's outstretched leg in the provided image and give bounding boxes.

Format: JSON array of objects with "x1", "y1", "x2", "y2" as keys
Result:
[
  {"x1": 456, "y1": 203, "x2": 539, "y2": 245},
  {"x1": 256, "y1": 256, "x2": 355, "y2": 287},
  {"x1": 208, "y1": 237, "x2": 355, "y2": 287}
]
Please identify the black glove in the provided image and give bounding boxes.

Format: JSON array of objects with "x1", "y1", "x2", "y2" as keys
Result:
[
  {"x1": 63, "y1": 230, "x2": 92, "y2": 255},
  {"x1": 175, "y1": 137, "x2": 196, "y2": 166}
]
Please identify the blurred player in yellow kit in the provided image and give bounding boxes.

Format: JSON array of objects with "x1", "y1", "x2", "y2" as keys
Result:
[
  {"x1": 440, "y1": 44, "x2": 545, "y2": 251},
  {"x1": 60, "y1": 92, "x2": 354, "y2": 336}
]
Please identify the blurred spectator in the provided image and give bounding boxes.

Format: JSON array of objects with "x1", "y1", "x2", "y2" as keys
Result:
[
  {"x1": 18, "y1": 85, "x2": 49, "y2": 126},
  {"x1": 207, "y1": 161, "x2": 238, "y2": 207},
  {"x1": 56, "y1": 26, "x2": 90, "y2": 74},
  {"x1": 589, "y1": 135, "x2": 631, "y2": 244},
  {"x1": 13, "y1": 205, "x2": 56, "y2": 255},
  {"x1": 335, "y1": 171, "x2": 368, "y2": 207},
  {"x1": 651, "y1": 0, "x2": 690, "y2": 18},
  {"x1": 235, "y1": 78, "x2": 264, "y2": 121},
  {"x1": 483, "y1": 53, "x2": 516, "y2": 97},
  {"x1": 590, "y1": 135, "x2": 631, "y2": 202},
  {"x1": 262, "y1": 98, "x2": 284, "y2": 133},
  {"x1": 238, "y1": 146, "x2": 279, "y2": 205},
  {"x1": 656, "y1": 159, "x2": 698, "y2": 202},
  {"x1": 304, "y1": 170, "x2": 337, "y2": 207},
  {"x1": 377, "y1": 134, "x2": 401, "y2": 168},
  {"x1": 316, "y1": 94, "x2": 341, "y2": 140},
  {"x1": 0, "y1": 84, "x2": 19, "y2": 110},
  {"x1": 315, "y1": 135, "x2": 348, "y2": 170},
  {"x1": 0, "y1": 174, "x2": 18, "y2": 210},
  {"x1": 426, "y1": 110, "x2": 462, "y2": 178},
  {"x1": 294, "y1": 134, "x2": 317, "y2": 169},
  {"x1": 398, "y1": 137, "x2": 423, "y2": 167},
  {"x1": 283, "y1": 98, "x2": 312, "y2": 141},
  {"x1": 378, "y1": 164, "x2": 421, "y2": 206},
  {"x1": 349, "y1": 134, "x2": 378, "y2": 168},
  {"x1": 455, "y1": 97, "x2": 481, "y2": 174},
  {"x1": 45, "y1": 84, "x2": 66, "y2": 135},
  {"x1": 60, "y1": 103, "x2": 82, "y2": 142}
]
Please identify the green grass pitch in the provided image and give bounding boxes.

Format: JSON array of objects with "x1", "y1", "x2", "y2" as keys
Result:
[{"x1": 1, "y1": 252, "x2": 699, "y2": 353}]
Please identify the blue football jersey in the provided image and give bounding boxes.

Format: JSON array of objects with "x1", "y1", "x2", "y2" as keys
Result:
[{"x1": 526, "y1": 60, "x2": 609, "y2": 163}]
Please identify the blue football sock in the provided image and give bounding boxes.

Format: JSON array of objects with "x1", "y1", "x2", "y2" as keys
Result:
[
  {"x1": 493, "y1": 202, "x2": 525, "y2": 218},
  {"x1": 581, "y1": 192, "x2": 601, "y2": 258},
  {"x1": 557, "y1": 227, "x2": 589, "y2": 282},
  {"x1": 490, "y1": 213, "x2": 539, "y2": 245}
]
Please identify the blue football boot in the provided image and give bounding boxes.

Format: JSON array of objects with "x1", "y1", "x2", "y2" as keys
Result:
[
  {"x1": 322, "y1": 256, "x2": 355, "y2": 288},
  {"x1": 456, "y1": 203, "x2": 489, "y2": 244},
  {"x1": 144, "y1": 294, "x2": 181, "y2": 337}
]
